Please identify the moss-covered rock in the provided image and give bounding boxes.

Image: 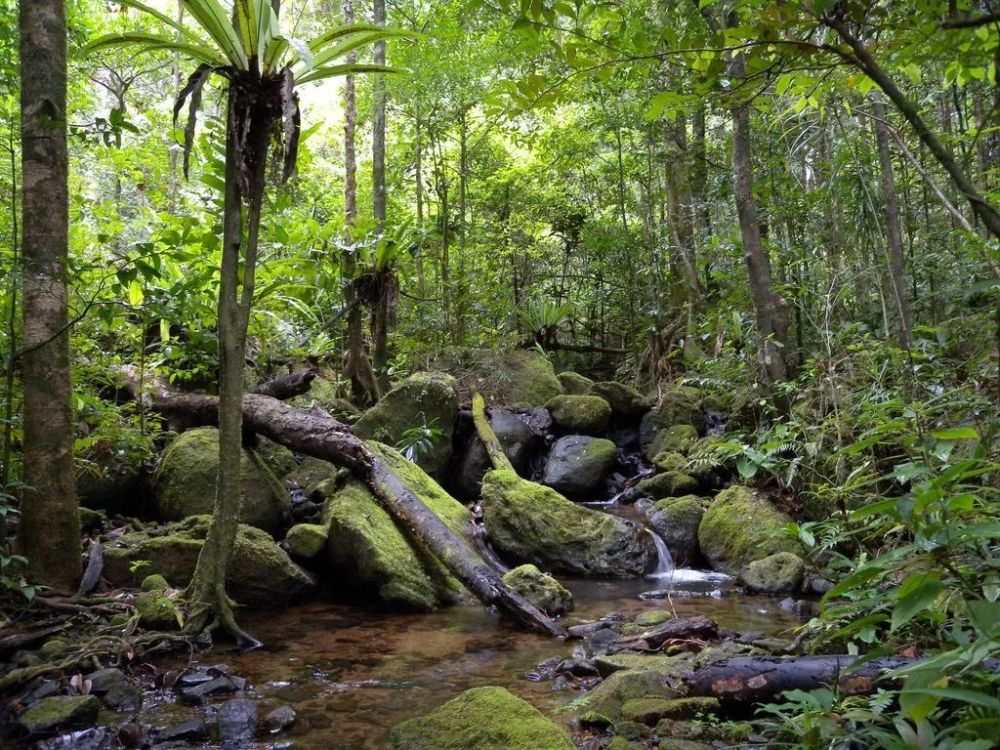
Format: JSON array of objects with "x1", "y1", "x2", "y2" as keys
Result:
[
  {"x1": 545, "y1": 394, "x2": 612, "y2": 435},
  {"x1": 78, "y1": 507, "x2": 105, "y2": 534},
  {"x1": 390, "y1": 686, "x2": 574, "y2": 750},
  {"x1": 140, "y1": 573, "x2": 169, "y2": 592},
  {"x1": 621, "y1": 609, "x2": 672, "y2": 635},
  {"x1": 454, "y1": 409, "x2": 538, "y2": 500},
  {"x1": 284, "y1": 523, "x2": 329, "y2": 561},
  {"x1": 698, "y1": 486, "x2": 800, "y2": 574},
  {"x1": 495, "y1": 350, "x2": 564, "y2": 408},
  {"x1": 575, "y1": 668, "x2": 675, "y2": 720},
  {"x1": 135, "y1": 590, "x2": 180, "y2": 629},
  {"x1": 651, "y1": 451, "x2": 687, "y2": 473},
  {"x1": 501, "y1": 564, "x2": 574, "y2": 616},
  {"x1": 353, "y1": 372, "x2": 459, "y2": 475},
  {"x1": 103, "y1": 516, "x2": 315, "y2": 607},
  {"x1": 323, "y1": 442, "x2": 470, "y2": 609},
  {"x1": 645, "y1": 424, "x2": 699, "y2": 460},
  {"x1": 287, "y1": 457, "x2": 341, "y2": 498},
  {"x1": 592, "y1": 653, "x2": 679, "y2": 678},
  {"x1": 154, "y1": 427, "x2": 289, "y2": 531},
  {"x1": 646, "y1": 496, "x2": 703, "y2": 565},
  {"x1": 542, "y1": 435, "x2": 618, "y2": 498},
  {"x1": 255, "y1": 437, "x2": 297, "y2": 479},
  {"x1": 742, "y1": 551, "x2": 806, "y2": 594},
  {"x1": 637, "y1": 471, "x2": 699, "y2": 499},
  {"x1": 557, "y1": 371, "x2": 594, "y2": 395},
  {"x1": 589, "y1": 381, "x2": 649, "y2": 418},
  {"x1": 482, "y1": 470, "x2": 651, "y2": 577},
  {"x1": 621, "y1": 697, "x2": 720, "y2": 725},
  {"x1": 17, "y1": 695, "x2": 102, "y2": 734},
  {"x1": 288, "y1": 372, "x2": 362, "y2": 423},
  {"x1": 640, "y1": 387, "x2": 704, "y2": 449}
]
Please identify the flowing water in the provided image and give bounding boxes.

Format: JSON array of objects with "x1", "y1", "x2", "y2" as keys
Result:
[{"x1": 148, "y1": 574, "x2": 804, "y2": 749}]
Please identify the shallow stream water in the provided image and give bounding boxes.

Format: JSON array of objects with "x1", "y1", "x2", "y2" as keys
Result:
[{"x1": 147, "y1": 573, "x2": 804, "y2": 749}]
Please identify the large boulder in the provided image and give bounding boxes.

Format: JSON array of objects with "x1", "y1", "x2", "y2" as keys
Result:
[
  {"x1": 644, "y1": 424, "x2": 699, "y2": 461},
  {"x1": 640, "y1": 386, "x2": 705, "y2": 449},
  {"x1": 557, "y1": 371, "x2": 594, "y2": 395},
  {"x1": 741, "y1": 551, "x2": 805, "y2": 595},
  {"x1": 353, "y1": 372, "x2": 459, "y2": 475},
  {"x1": 496, "y1": 350, "x2": 564, "y2": 407},
  {"x1": 390, "y1": 686, "x2": 574, "y2": 750},
  {"x1": 542, "y1": 435, "x2": 617, "y2": 499},
  {"x1": 103, "y1": 516, "x2": 315, "y2": 607},
  {"x1": 288, "y1": 371, "x2": 362, "y2": 423},
  {"x1": 481, "y1": 469, "x2": 651, "y2": 577},
  {"x1": 454, "y1": 409, "x2": 538, "y2": 499},
  {"x1": 76, "y1": 446, "x2": 151, "y2": 513},
  {"x1": 697, "y1": 486, "x2": 800, "y2": 574},
  {"x1": 646, "y1": 496, "x2": 704, "y2": 565},
  {"x1": 502, "y1": 564, "x2": 574, "y2": 616},
  {"x1": 17, "y1": 695, "x2": 102, "y2": 734},
  {"x1": 637, "y1": 471, "x2": 699, "y2": 499},
  {"x1": 323, "y1": 442, "x2": 471, "y2": 609},
  {"x1": 153, "y1": 427, "x2": 289, "y2": 531},
  {"x1": 589, "y1": 381, "x2": 649, "y2": 419},
  {"x1": 545, "y1": 395, "x2": 612, "y2": 436}
]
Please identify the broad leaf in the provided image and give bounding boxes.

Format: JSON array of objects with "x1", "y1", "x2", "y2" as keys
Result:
[
  {"x1": 182, "y1": 0, "x2": 248, "y2": 69},
  {"x1": 297, "y1": 63, "x2": 398, "y2": 85},
  {"x1": 84, "y1": 32, "x2": 226, "y2": 66}
]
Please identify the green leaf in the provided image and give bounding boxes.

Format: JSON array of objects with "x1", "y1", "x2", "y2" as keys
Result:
[
  {"x1": 297, "y1": 63, "x2": 399, "y2": 85},
  {"x1": 182, "y1": 0, "x2": 248, "y2": 69},
  {"x1": 902, "y1": 687, "x2": 1000, "y2": 712},
  {"x1": 930, "y1": 426, "x2": 980, "y2": 441},
  {"x1": 234, "y1": 0, "x2": 262, "y2": 58},
  {"x1": 83, "y1": 32, "x2": 226, "y2": 66},
  {"x1": 891, "y1": 575, "x2": 944, "y2": 630},
  {"x1": 113, "y1": 0, "x2": 214, "y2": 48}
]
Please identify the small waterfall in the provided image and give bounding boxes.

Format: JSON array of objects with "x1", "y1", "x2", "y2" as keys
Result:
[{"x1": 646, "y1": 529, "x2": 675, "y2": 579}]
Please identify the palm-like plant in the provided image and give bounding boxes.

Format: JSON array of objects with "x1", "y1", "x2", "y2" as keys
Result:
[{"x1": 86, "y1": 0, "x2": 411, "y2": 646}]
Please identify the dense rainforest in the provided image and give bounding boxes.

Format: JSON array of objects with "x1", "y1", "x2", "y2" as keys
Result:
[{"x1": 2, "y1": 0, "x2": 1000, "y2": 748}]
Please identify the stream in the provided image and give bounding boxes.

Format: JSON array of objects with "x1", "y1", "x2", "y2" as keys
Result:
[{"x1": 146, "y1": 567, "x2": 804, "y2": 749}]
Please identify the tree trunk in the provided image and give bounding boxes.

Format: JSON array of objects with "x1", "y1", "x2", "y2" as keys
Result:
[
  {"x1": 414, "y1": 118, "x2": 426, "y2": 297},
  {"x1": 18, "y1": 0, "x2": 80, "y2": 592},
  {"x1": 871, "y1": 92, "x2": 912, "y2": 348},
  {"x1": 371, "y1": 0, "x2": 390, "y2": 393},
  {"x1": 665, "y1": 115, "x2": 704, "y2": 310},
  {"x1": 729, "y1": 53, "x2": 790, "y2": 387},
  {"x1": 121, "y1": 373, "x2": 563, "y2": 638}
]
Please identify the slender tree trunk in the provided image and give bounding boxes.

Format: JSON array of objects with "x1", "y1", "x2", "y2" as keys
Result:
[
  {"x1": 455, "y1": 112, "x2": 468, "y2": 345},
  {"x1": 665, "y1": 116, "x2": 703, "y2": 309},
  {"x1": 414, "y1": 118, "x2": 426, "y2": 297},
  {"x1": 371, "y1": 0, "x2": 390, "y2": 392},
  {"x1": 871, "y1": 93, "x2": 912, "y2": 348},
  {"x1": 729, "y1": 53, "x2": 790, "y2": 387},
  {"x1": 18, "y1": 0, "x2": 80, "y2": 592}
]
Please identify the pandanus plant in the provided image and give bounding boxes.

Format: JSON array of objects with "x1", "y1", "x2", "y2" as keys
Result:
[{"x1": 86, "y1": 0, "x2": 411, "y2": 645}]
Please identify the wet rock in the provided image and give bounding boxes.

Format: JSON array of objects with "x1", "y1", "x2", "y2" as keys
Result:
[
  {"x1": 517, "y1": 406, "x2": 553, "y2": 435},
  {"x1": 637, "y1": 471, "x2": 699, "y2": 499},
  {"x1": 18, "y1": 695, "x2": 102, "y2": 735},
  {"x1": 155, "y1": 718, "x2": 208, "y2": 743},
  {"x1": 501, "y1": 564, "x2": 574, "y2": 616},
  {"x1": 103, "y1": 515, "x2": 316, "y2": 607},
  {"x1": 645, "y1": 424, "x2": 699, "y2": 461},
  {"x1": 698, "y1": 486, "x2": 801, "y2": 574},
  {"x1": 645, "y1": 496, "x2": 704, "y2": 565},
  {"x1": 542, "y1": 435, "x2": 617, "y2": 498},
  {"x1": 588, "y1": 382, "x2": 649, "y2": 419},
  {"x1": 556, "y1": 658, "x2": 599, "y2": 677},
  {"x1": 640, "y1": 387, "x2": 705, "y2": 447},
  {"x1": 178, "y1": 675, "x2": 244, "y2": 702},
  {"x1": 216, "y1": 699, "x2": 258, "y2": 747},
  {"x1": 83, "y1": 668, "x2": 124, "y2": 694},
  {"x1": 117, "y1": 722, "x2": 146, "y2": 748},
  {"x1": 102, "y1": 681, "x2": 143, "y2": 712},
  {"x1": 389, "y1": 686, "x2": 574, "y2": 750},
  {"x1": 32, "y1": 727, "x2": 116, "y2": 750},
  {"x1": 742, "y1": 552, "x2": 806, "y2": 595},
  {"x1": 154, "y1": 427, "x2": 289, "y2": 531},
  {"x1": 354, "y1": 372, "x2": 459, "y2": 475},
  {"x1": 135, "y1": 590, "x2": 180, "y2": 630},
  {"x1": 454, "y1": 409, "x2": 538, "y2": 499},
  {"x1": 557, "y1": 371, "x2": 594, "y2": 395},
  {"x1": 324, "y1": 442, "x2": 470, "y2": 609},
  {"x1": 262, "y1": 705, "x2": 297, "y2": 733},
  {"x1": 621, "y1": 697, "x2": 720, "y2": 725},
  {"x1": 545, "y1": 395, "x2": 612, "y2": 436},
  {"x1": 481, "y1": 470, "x2": 651, "y2": 577}
]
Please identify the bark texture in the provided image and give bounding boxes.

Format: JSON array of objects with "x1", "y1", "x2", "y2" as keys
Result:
[{"x1": 18, "y1": 0, "x2": 80, "y2": 592}]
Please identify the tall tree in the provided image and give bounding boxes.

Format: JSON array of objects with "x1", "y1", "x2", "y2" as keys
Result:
[
  {"x1": 18, "y1": 0, "x2": 80, "y2": 591},
  {"x1": 371, "y1": 0, "x2": 390, "y2": 391}
]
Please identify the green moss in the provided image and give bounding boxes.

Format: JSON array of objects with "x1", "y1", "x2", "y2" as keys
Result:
[
  {"x1": 140, "y1": 574, "x2": 169, "y2": 592},
  {"x1": 638, "y1": 471, "x2": 699, "y2": 499},
  {"x1": 648, "y1": 496, "x2": 704, "y2": 563},
  {"x1": 557, "y1": 371, "x2": 594, "y2": 395},
  {"x1": 574, "y1": 668, "x2": 674, "y2": 720},
  {"x1": 613, "y1": 720, "x2": 652, "y2": 741},
  {"x1": 390, "y1": 686, "x2": 574, "y2": 750},
  {"x1": 17, "y1": 695, "x2": 102, "y2": 734},
  {"x1": 742, "y1": 551, "x2": 806, "y2": 594},
  {"x1": 354, "y1": 372, "x2": 459, "y2": 474},
  {"x1": 103, "y1": 516, "x2": 316, "y2": 607},
  {"x1": 592, "y1": 654, "x2": 680, "y2": 677},
  {"x1": 545, "y1": 394, "x2": 612, "y2": 435},
  {"x1": 647, "y1": 424, "x2": 699, "y2": 459},
  {"x1": 698, "y1": 486, "x2": 800, "y2": 573},
  {"x1": 496, "y1": 350, "x2": 564, "y2": 407},
  {"x1": 255, "y1": 437, "x2": 297, "y2": 479},
  {"x1": 78, "y1": 507, "x2": 105, "y2": 533},
  {"x1": 606, "y1": 738, "x2": 641, "y2": 750},
  {"x1": 621, "y1": 697, "x2": 720, "y2": 725},
  {"x1": 154, "y1": 427, "x2": 289, "y2": 531},
  {"x1": 641, "y1": 387, "x2": 704, "y2": 446},
  {"x1": 481, "y1": 470, "x2": 649, "y2": 577},
  {"x1": 288, "y1": 373, "x2": 362, "y2": 422},
  {"x1": 651, "y1": 451, "x2": 687, "y2": 473},
  {"x1": 135, "y1": 590, "x2": 180, "y2": 629},
  {"x1": 542, "y1": 435, "x2": 618, "y2": 498},
  {"x1": 589, "y1": 381, "x2": 649, "y2": 417},
  {"x1": 323, "y1": 443, "x2": 470, "y2": 609},
  {"x1": 39, "y1": 637, "x2": 71, "y2": 660},
  {"x1": 288, "y1": 457, "x2": 341, "y2": 497},
  {"x1": 501, "y1": 564, "x2": 574, "y2": 616},
  {"x1": 284, "y1": 523, "x2": 329, "y2": 560}
]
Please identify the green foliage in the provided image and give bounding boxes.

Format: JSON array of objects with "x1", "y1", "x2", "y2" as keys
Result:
[{"x1": 395, "y1": 418, "x2": 445, "y2": 464}]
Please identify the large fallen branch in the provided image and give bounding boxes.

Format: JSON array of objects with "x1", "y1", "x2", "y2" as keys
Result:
[{"x1": 122, "y1": 368, "x2": 564, "y2": 637}]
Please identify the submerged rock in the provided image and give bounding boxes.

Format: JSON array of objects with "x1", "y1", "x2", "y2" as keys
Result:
[
  {"x1": 502, "y1": 564, "x2": 574, "y2": 616},
  {"x1": 481, "y1": 469, "x2": 651, "y2": 576},
  {"x1": 589, "y1": 381, "x2": 649, "y2": 419},
  {"x1": 390, "y1": 686, "x2": 574, "y2": 750},
  {"x1": 545, "y1": 394, "x2": 612, "y2": 436},
  {"x1": 697, "y1": 486, "x2": 800, "y2": 574},
  {"x1": 646, "y1": 496, "x2": 703, "y2": 565},
  {"x1": 557, "y1": 370, "x2": 594, "y2": 395},
  {"x1": 103, "y1": 516, "x2": 315, "y2": 607},
  {"x1": 741, "y1": 551, "x2": 806, "y2": 595},
  {"x1": 153, "y1": 427, "x2": 289, "y2": 531},
  {"x1": 542, "y1": 435, "x2": 617, "y2": 498},
  {"x1": 354, "y1": 372, "x2": 459, "y2": 475},
  {"x1": 323, "y1": 442, "x2": 470, "y2": 609}
]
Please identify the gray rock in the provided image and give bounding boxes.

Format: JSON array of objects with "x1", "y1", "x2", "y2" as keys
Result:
[
  {"x1": 542, "y1": 435, "x2": 617, "y2": 498},
  {"x1": 455, "y1": 409, "x2": 538, "y2": 498},
  {"x1": 32, "y1": 727, "x2": 116, "y2": 750},
  {"x1": 262, "y1": 705, "x2": 297, "y2": 733},
  {"x1": 216, "y1": 699, "x2": 258, "y2": 747},
  {"x1": 18, "y1": 695, "x2": 102, "y2": 734},
  {"x1": 102, "y1": 681, "x2": 143, "y2": 712},
  {"x1": 156, "y1": 718, "x2": 208, "y2": 743}
]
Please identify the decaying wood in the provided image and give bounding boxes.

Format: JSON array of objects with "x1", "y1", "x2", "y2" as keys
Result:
[
  {"x1": 119, "y1": 368, "x2": 564, "y2": 637},
  {"x1": 471, "y1": 392, "x2": 514, "y2": 471},
  {"x1": 77, "y1": 540, "x2": 104, "y2": 597},
  {"x1": 683, "y1": 655, "x2": 1000, "y2": 702},
  {"x1": 614, "y1": 615, "x2": 720, "y2": 651},
  {"x1": 252, "y1": 368, "x2": 318, "y2": 400}
]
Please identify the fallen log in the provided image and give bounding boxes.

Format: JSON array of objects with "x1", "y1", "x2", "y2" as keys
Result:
[
  {"x1": 252, "y1": 368, "x2": 318, "y2": 400},
  {"x1": 614, "y1": 615, "x2": 720, "y2": 651},
  {"x1": 120, "y1": 368, "x2": 564, "y2": 637},
  {"x1": 683, "y1": 655, "x2": 1000, "y2": 703}
]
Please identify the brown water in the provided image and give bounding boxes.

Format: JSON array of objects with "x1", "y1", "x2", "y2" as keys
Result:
[{"x1": 150, "y1": 576, "x2": 803, "y2": 749}]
